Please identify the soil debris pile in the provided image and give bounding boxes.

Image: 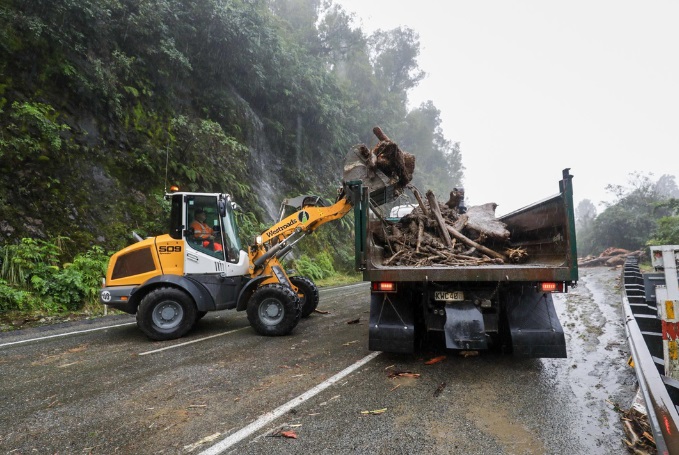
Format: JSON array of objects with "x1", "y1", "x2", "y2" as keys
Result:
[{"x1": 371, "y1": 189, "x2": 522, "y2": 266}]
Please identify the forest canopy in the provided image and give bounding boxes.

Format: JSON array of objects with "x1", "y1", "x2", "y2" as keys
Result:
[
  {"x1": 576, "y1": 173, "x2": 679, "y2": 257},
  {"x1": 0, "y1": 0, "x2": 464, "y2": 255}
]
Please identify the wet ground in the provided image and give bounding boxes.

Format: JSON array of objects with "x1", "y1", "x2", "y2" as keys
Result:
[{"x1": 0, "y1": 267, "x2": 637, "y2": 454}]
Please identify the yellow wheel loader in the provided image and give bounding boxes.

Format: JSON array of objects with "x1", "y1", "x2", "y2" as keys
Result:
[{"x1": 98, "y1": 189, "x2": 353, "y2": 340}]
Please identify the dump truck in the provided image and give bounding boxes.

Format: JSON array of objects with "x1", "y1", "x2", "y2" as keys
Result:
[{"x1": 346, "y1": 168, "x2": 579, "y2": 357}]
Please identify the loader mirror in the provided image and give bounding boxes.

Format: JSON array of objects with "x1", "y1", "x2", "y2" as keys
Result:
[{"x1": 218, "y1": 200, "x2": 227, "y2": 217}]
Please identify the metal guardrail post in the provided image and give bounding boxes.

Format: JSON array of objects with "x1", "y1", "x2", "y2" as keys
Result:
[{"x1": 652, "y1": 245, "x2": 679, "y2": 380}]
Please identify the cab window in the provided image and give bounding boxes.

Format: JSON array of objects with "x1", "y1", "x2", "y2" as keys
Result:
[{"x1": 185, "y1": 196, "x2": 225, "y2": 260}]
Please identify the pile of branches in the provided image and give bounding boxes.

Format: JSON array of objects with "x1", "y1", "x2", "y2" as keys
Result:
[
  {"x1": 371, "y1": 189, "x2": 526, "y2": 266},
  {"x1": 578, "y1": 247, "x2": 645, "y2": 267},
  {"x1": 620, "y1": 404, "x2": 656, "y2": 454}
]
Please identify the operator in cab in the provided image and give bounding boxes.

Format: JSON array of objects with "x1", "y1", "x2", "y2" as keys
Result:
[{"x1": 190, "y1": 208, "x2": 223, "y2": 252}]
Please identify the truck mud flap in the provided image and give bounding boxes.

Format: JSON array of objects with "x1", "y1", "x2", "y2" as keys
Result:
[
  {"x1": 444, "y1": 302, "x2": 488, "y2": 350},
  {"x1": 369, "y1": 293, "x2": 415, "y2": 353},
  {"x1": 505, "y1": 287, "x2": 567, "y2": 358}
]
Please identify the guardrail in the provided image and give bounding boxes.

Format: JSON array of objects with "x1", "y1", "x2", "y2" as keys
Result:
[{"x1": 623, "y1": 256, "x2": 679, "y2": 454}]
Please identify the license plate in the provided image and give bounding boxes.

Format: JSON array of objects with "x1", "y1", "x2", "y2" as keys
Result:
[{"x1": 434, "y1": 291, "x2": 464, "y2": 301}]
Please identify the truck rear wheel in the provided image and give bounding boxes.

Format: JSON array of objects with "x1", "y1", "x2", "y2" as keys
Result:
[
  {"x1": 136, "y1": 287, "x2": 197, "y2": 341},
  {"x1": 247, "y1": 284, "x2": 300, "y2": 336},
  {"x1": 291, "y1": 276, "x2": 319, "y2": 318}
]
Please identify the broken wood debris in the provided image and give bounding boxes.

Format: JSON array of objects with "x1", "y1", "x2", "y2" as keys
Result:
[
  {"x1": 361, "y1": 408, "x2": 387, "y2": 415},
  {"x1": 373, "y1": 189, "x2": 524, "y2": 267},
  {"x1": 344, "y1": 126, "x2": 415, "y2": 197},
  {"x1": 460, "y1": 350, "x2": 479, "y2": 357},
  {"x1": 387, "y1": 370, "x2": 421, "y2": 379},
  {"x1": 424, "y1": 355, "x2": 446, "y2": 365},
  {"x1": 268, "y1": 428, "x2": 298, "y2": 439},
  {"x1": 619, "y1": 405, "x2": 656, "y2": 454},
  {"x1": 433, "y1": 382, "x2": 447, "y2": 397},
  {"x1": 578, "y1": 247, "x2": 645, "y2": 267}
]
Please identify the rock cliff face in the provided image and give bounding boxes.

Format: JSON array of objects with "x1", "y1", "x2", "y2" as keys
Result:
[
  {"x1": 0, "y1": 1, "x2": 358, "y2": 256},
  {"x1": 0, "y1": 87, "x2": 344, "y2": 252},
  {"x1": 233, "y1": 91, "x2": 293, "y2": 223}
]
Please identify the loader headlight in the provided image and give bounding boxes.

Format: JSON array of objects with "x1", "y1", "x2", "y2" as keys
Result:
[{"x1": 255, "y1": 235, "x2": 263, "y2": 245}]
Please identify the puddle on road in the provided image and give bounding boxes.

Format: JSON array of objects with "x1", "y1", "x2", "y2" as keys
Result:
[{"x1": 464, "y1": 383, "x2": 547, "y2": 455}]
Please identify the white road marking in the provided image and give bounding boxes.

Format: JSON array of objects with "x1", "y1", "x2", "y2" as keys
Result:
[
  {"x1": 320, "y1": 282, "x2": 368, "y2": 292},
  {"x1": 198, "y1": 351, "x2": 382, "y2": 455},
  {"x1": 0, "y1": 322, "x2": 136, "y2": 348},
  {"x1": 138, "y1": 327, "x2": 250, "y2": 356}
]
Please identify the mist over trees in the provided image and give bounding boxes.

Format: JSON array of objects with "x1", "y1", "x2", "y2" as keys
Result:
[
  {"x1": 576, "y1": 173, "x2": 679, "y2": 257},
  {"x1": 0, "y1": 0, "x2": 463, "y2": 267}
]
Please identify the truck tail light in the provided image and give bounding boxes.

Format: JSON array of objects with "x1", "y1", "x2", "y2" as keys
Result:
[
  {"x1": 539, "y1": 282, "x2": 563, "y2": 293},
  {"x1": 372, "y1": 282, "x2": 397, "y2": 293}
]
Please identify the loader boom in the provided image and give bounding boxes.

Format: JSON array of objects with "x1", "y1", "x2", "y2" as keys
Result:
[{"x1": 248, "y1": 192, "x2": 353, "y2": 274}]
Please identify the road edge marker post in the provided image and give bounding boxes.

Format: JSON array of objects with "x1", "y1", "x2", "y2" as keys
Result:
[{"x1": 653, "y1": 245, "x2": 679, "y2": 380}]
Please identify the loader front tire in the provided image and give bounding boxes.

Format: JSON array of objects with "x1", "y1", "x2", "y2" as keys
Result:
[
  {"x1": 290, "y1": 276, "x2": 319, "y2": 318},
  {"x1": 137, "y1": 287, "x2": 197, "y2": 341},
  {"x1": 247, "y1": 284, "x2": 300, "y2": 336}
]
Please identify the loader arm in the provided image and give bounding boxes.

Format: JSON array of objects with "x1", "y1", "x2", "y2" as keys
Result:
[
  {"x1": 247, "y1": 194, "x2": 353, "y2": 283},
  {"x1": 260, "y1": 195, "x2": 352, "y2": 245}
]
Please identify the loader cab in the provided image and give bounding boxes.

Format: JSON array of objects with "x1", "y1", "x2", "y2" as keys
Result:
[{"x1": 168, "y1": 192, "x2": 243, "y2": 266}]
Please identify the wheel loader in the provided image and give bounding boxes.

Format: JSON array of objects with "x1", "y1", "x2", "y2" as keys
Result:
[{"x1": 98, "y1": 127, "x2": 411, "y2": 341}]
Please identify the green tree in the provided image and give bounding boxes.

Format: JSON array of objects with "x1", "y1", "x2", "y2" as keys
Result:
[
  {"x1": 587, "y1": 173, "x2": 665, "y2": 253},
  {"x1": 399, "y1": 101, "x2": 464, "y2": 198},
  {"x1": 369, "y1": 27, "x2": 425, "y2": 94},
  {"x1": 648, "y1": 199, "x2": 679, "y2": 245},
  {"x1": 655, "y1": 174, "x2": 679, "y2": 199},
  {"x1": 575, "y1": 199, "x2": 597, "y2": 255}
]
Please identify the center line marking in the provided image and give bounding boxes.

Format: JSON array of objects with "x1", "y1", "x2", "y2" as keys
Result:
[
  {"x1": 138, "y1": 327, "x2": 250, "y2": 355},
  {"x1": 198, "y1": 351, "x2": 382, "y2": 455}
]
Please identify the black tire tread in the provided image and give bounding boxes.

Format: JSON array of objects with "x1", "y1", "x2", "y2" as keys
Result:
[
  {"x1": 246, "y1": 283, "x2": 300, "y2": 336},
  {"x1": 291, "y1": 276, "x2": 320, "y2": 318},
  {"x1": 136, "y1": 287, "x2": 197, "y2": 341}
]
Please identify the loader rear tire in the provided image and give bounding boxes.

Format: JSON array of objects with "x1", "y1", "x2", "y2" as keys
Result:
[
  {"x1": 136, "y1": 287, "x2": 197, "y2": 341},
  {"x1": 247, "y1": 284, "x2": 300, "y2": 336},
  {"x1": 291, "y1": 276, "x2": 319, "y2": 318}
]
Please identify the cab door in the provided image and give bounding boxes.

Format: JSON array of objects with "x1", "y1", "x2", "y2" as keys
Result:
[{"x1": 183, "y1": 195, "x2": 227, "y2": 275}]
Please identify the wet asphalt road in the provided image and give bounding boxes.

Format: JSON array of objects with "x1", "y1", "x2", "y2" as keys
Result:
[{"x1": 0, "y1": 267, "x2": 635, "y2": 454}]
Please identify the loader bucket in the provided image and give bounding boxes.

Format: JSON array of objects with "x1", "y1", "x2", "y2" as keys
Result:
[
  {"x1": 342, "y1": 127, "x2": 415, "y2": 206},
  {"x1": 343, "y1": 147, "x2": 396, "y2": 204}
]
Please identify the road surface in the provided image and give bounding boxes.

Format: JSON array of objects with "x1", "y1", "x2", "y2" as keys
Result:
[{"x1": 0, "y1": 267, "x2": 635, "y2": 454}]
